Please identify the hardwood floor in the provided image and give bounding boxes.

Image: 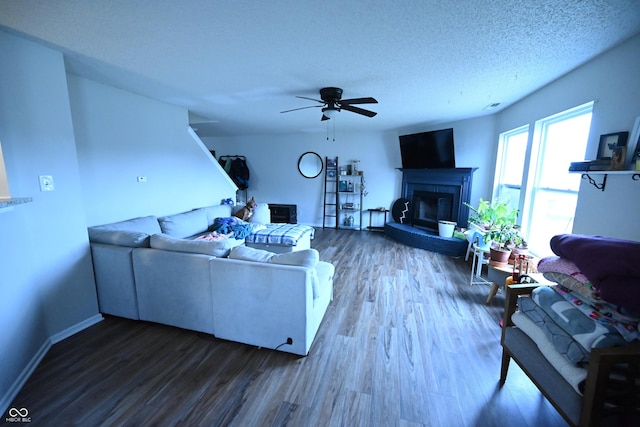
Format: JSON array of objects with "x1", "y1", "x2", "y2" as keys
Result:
[{"x1": 7, "y1": 229, "x2": 569, "y2": 426}]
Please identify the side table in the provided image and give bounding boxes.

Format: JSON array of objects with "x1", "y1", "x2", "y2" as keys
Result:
[{"x1": 366, "y1": 208, "x2": 389, "y2": 231}]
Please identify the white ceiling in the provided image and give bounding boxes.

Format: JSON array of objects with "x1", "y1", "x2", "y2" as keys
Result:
[{"x1": 1, "y1": 0, "x2": 640, "y2": 137}]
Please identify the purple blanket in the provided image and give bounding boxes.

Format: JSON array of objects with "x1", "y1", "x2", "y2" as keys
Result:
[{"x1": 550, "y1": 234, "x2": 640, "y2": 312}]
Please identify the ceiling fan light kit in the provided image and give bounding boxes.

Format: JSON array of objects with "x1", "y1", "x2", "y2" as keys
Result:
[{"x1": 281, "y1": 87, "x2": 378, "y2": 121}]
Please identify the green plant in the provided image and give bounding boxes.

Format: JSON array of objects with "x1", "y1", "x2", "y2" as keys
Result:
[
  {"x1": 464, "y1": 198, "x2": 521, "y2": 249},
  {"x1": 464, "y1": 198, "x2": 518, "y2": 230},
  {"x1": 484, "y1": 223, "x2": 522, "y2": 250}
]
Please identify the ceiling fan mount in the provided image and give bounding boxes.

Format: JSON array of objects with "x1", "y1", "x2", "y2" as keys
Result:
[
  {"x1": 319, "y1": 87, "x2": 343, "y2": 105},
  {"x1": 281, "y1": 87, "x2": 377, "y2": 120}
]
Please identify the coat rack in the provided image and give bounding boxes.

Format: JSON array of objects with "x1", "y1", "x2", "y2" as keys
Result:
[{"x1": 219, "y1": 155, "x2": 249, "y2": 203}]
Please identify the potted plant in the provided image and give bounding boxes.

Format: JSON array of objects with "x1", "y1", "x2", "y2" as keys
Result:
[
  {"x1": 484, "y1": 223, "x2": 522, "y2": 266},
  {"x1": 464, "y1": 198, "x2": 521, "y2": 266}
]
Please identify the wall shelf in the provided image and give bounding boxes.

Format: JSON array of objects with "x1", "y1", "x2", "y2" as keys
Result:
[{"x1": 572, "y1": 170, "x2": 640, "y2": 191}]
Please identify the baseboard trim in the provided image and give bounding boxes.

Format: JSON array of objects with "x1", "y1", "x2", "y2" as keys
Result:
[
  {"x1": 0, "y1": 339, "x2": 50, "y2": 416},
  {"x1": 50, "y1": 314, "x2": 103, "y2": 344},
  {"x1": 1, "y1": 313, "x2": 104, "y2": 415}
]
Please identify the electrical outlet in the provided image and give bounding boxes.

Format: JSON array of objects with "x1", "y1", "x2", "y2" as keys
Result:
[
  {"x1": 39, "y1": 175, "x2": 55, "y2": 191},
  {"x1": 137, "y1": 176, "x2": 147, "y2": 183}
]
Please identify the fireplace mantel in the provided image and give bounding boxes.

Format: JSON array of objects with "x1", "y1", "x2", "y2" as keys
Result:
[{"x1": 398, "y1": 168, "x2": 477, "y2": 229}]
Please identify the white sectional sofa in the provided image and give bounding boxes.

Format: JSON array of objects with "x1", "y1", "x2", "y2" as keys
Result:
[{"x1": 87, "y1": 204, "x2": 334, "y2": 356}]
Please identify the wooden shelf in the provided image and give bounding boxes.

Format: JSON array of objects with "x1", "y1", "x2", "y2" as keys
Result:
[{"x1": 570, "y1": 170, "x2": 640, "y2": 191}]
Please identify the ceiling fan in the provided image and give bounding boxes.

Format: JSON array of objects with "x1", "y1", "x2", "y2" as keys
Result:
[{"x1": 281, "y1": 87, "x2": 378, "y2": 121}]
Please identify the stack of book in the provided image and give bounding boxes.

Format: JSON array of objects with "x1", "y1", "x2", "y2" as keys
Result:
[{"x1": 569, "y1": 159, "x2": 610, "y2": 172}]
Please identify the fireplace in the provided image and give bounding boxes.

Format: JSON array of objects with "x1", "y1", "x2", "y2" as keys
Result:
[
  {"x1": 412, "y1": 191, "x2": 454, "y2": 229},
  {"x1": 400, "y1": 168, "x2": 477, "y2": 232},
  {"x1": 385, "y1": 168, "x2": 477, "y2": 257}
]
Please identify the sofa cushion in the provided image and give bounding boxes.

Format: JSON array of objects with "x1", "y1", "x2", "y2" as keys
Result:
[
  {"x1": 228, "y1": 245, "x2": 276, "y2": 263},
  {"x1": 198, "y1": 204, "x2": 233, "y2": 227},
  {"x1": 150, "y1": 233, "x2": 243, "y2": 257},
  {"x1": 270, "y1": 249, "x2": 319, "y2": 268},
  {"x1": 158, "y1": 209, "x2": 209, "y2": 238},
  {"x1": 250, "y1": 203, "x2": 271, "y2": 224},
  {"x1": 88, "y1": 215, "x2": 161, "y2": 247}
]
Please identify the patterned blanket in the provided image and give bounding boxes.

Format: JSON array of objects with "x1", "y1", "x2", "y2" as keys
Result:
[
  {"x1": 519, "y1": 286, "x2": 627, "y2": 366},
  {"x1": 244, "y1": 223, "x2": 315, "y2": 246}
]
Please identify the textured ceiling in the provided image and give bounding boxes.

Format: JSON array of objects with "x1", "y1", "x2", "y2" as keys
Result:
[{"x1": 1, "y1": 0, "x2": 639, "y2": 137}]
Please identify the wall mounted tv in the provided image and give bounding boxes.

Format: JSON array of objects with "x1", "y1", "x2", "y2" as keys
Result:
[{"x1": 399, "y1": 128, "x2": 455, "y2": 169}]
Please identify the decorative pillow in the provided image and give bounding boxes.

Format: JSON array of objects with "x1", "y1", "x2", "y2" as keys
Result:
[
  {"x1": 158, "y1": 209, "x2": 209, "y2": 238},
  {"x1": 269, "y1": 249, "x2": 319, "y2": 268},
  {"x1": 228, "y1": 245, "x2": 276, "y2": 262},
  {"x1": 150, "y1": 233, "x2": 243, "y2": 257},
  {"x1": 250, "y1": 203, "x2": 271, "y2": 224}
]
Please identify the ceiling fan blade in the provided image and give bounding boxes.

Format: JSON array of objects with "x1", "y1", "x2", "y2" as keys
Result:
[
  {"x1": 321, "y1": 115, "x2": 330, "y2": 121},
  {"x1": 280, "y1": 105, "x2": 323, "y2": 113},
  {"x1": 296, "y1": 96, "x2": 325, "y2": 104},
  {"x1": 341, "y1": 104, "x2": 377, "y2": 117},
  {"x1": 340, "y1": 97, "x2": 378, "y2": 105}
]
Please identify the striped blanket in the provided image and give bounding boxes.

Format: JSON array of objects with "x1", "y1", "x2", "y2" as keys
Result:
[{"x1": 245, "y1": 223, "x2": 315, "y2": 246}]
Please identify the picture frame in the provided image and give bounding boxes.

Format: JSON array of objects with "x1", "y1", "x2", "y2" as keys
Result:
[
  {"x1": 610, "y1": 146, "x2": 626, "y2": 171},
  {"x1": 597, "y1": 131, "x2": 629, "y2": 160},
  {"x1": 628, "y1": 116, "x2": 640, "y2": 169}
]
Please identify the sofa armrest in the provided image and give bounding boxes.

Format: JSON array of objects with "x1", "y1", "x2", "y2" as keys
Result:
[
  {"x1": 90, "y1": 243, "x2": 140, "y2": 319},
  {"x1": 209, "y1": 258, "x2": 320, "y2": 355}
]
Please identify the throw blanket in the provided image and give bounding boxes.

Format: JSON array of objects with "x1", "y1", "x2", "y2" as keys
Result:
[
  {"x1": 512, "y1": 311, "x2": 588, "y2": 394},
  {"x1": 210, "y1": 217, "x2": 254, "y2": 239},
  {"x1": 550, "y1": 234, "x2": 640, "y2": 311},
  {"x1": 554, "y1": 286, "x2": 640, "y2": 343},
  {"x1": 519, "y1": 287, "x2": 627, "y2": 366},
  {"x1": 244, "y1": 223, "x2": 315, "y2": 246}
]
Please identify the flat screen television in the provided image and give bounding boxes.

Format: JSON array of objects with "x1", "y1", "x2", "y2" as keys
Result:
[{"x1": 399, "y1": 128, "x2": 455, "y2": 169}]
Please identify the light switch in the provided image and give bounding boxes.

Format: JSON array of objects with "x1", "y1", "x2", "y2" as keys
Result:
[
  {"x1": 137, "y1": 176, "x2": 147, "y2": 183},
  {"x1": 39, "y1": 175, "x2": 55, "y2": 191}
]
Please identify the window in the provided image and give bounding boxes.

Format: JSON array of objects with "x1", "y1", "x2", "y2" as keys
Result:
[
  {"x1": 493, "y1": 102, "x2": 594, "y2": 256},
  {"x1": 493, "y1": 125, "x2": 528, "y2": 213}
]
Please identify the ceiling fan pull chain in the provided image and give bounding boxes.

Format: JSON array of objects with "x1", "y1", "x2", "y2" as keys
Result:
[{"x1": 332, "y1": 119, "x2": 336, "y2": 141}]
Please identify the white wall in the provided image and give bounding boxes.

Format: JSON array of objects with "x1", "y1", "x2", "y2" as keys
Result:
[
  {"x1": 68, "y1": 77, "x2": 237, "y2": 226},
  {"x1": 206, "y1": 131, "x2": 401, "y2": 226},
  {"x1": 497, "y1": 34, "x2": 640, "y2": 241},
  {"x1": 205, "y1": 115, "x2": 496, "y2": 226},
  {"x1": 0, "y1": 31, "x2": 100, "y2": 410}
]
